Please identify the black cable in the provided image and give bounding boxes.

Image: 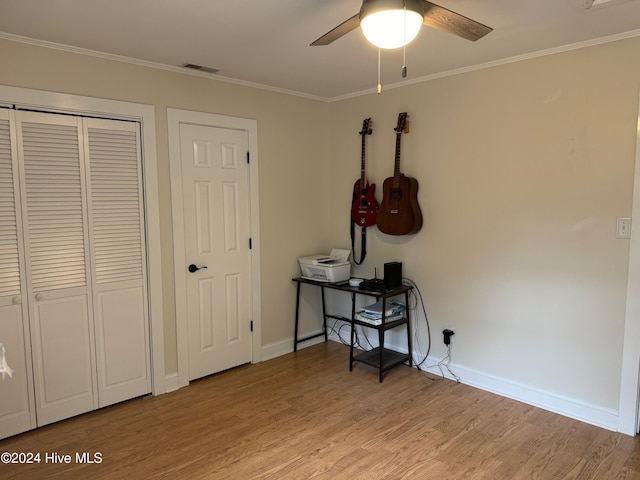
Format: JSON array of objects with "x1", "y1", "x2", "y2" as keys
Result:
[
  {"x1": 327, "y1": 317, "x2": 366, "y2": 350},
  {"x1": 402, "y1": 277, "x2": 432, "y2": 367},
  {"x1": 327, "y1": 278, "x2": 458, "y2": 381},
  {"x1": 402, "y1": 277, "x2": 460, "y2": 382}
]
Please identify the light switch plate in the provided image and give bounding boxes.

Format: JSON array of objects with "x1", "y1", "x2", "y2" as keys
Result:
[{"x1": 617, "y1": 217, "x2": 632, "y2": 239}]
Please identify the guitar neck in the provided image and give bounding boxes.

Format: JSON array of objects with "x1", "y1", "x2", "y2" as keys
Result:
[
  {"x1": 360, "y1": 134, "x2": 366, "y2": 186},
  {"x1": 394, "y1": 131, "x2": 402, "y2": 177}
]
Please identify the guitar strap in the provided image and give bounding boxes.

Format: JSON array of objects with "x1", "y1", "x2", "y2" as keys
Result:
[{"x1": 350, "y1": 190, "x2": 367, "y2": 265}]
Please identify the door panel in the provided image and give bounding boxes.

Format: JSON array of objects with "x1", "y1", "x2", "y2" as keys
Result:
[
  {"x1": 0, "y1": 111, "x2": 35, "y2": 438},
  {"x1": 15, "y1": 111, "x2": 96, "y2": 427},
  {"x1": 0, "y1": 302, "x2": 33, "y2": 436},
  {"x1": 94, "y1": 285, "x2": 148, "y2": 406},
  {"x1": 0, "y1": 109, "x2": 152, "y2": 439},
  {"x1": 30, "y1": 293, "x2": 95, "y2": 426},
  {"x1": 180, "y1": 124, "x2": 252, "y2": 380},
  {"x1": 84, "y1": 118, "x2": 150, "y2": 407}
]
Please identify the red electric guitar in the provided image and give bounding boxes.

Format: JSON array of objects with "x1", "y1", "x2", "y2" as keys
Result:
[
  {"x1": 351, "y1": 118, "x2": 378, "y2": 227},
  {"x1": 376, "y1": 112, "x2": 422, "y2": 235}
]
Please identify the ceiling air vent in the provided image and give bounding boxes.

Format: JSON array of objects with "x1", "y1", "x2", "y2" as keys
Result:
[{"x1": 182, "y1": 63, "x2": 220, "y2": 74}]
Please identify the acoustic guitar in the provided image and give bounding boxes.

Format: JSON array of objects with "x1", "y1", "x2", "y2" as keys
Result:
[
  {"x1": 351, "y1": 117, "x2": 378, "y2": 228},
  {"x1": 376, "y1": 112, "x2": 422, "y2": 235}
]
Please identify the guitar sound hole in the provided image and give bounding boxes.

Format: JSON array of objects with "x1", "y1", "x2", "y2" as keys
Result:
[{"x1": 391, "y1": 188, "x2": 403, "y2": 200}]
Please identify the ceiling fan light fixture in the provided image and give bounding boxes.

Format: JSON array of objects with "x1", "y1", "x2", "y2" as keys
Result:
[{"x1": 360, "y1": 0, "x2": 424, "y2": 49}]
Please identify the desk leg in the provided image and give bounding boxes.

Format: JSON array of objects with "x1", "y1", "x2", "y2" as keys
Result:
[
  {"x1": 320, "y1": 286, "x2": 328, "y2": 342},
  {"x1": 294, "y1": 282, "x2": 301, "y2": 352},
  {"x1": 349, "y1": 291, "x2": 356, "y2": 371},
  {"x1": 405, "y1": 291, "x2": 412, "y2": 367},
  {"x1": 379, "y1": 298, "x2": 386, "y2": 383},
  {"x1": 378, "y1": 325, "x2": 385, "y2": 383}
]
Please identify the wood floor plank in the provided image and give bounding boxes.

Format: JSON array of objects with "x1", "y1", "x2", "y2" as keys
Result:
[{"x1": 1, "y1": 341, "x2": 639, "y2": 479}]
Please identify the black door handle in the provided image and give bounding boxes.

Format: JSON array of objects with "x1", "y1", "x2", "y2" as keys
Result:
[{"x1": 188, "y1": 264, "x2": 208, "y2": 273}]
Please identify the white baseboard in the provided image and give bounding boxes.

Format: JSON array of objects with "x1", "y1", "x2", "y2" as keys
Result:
[
  {"x1": 261, "y1": 330, "x2": 326, "y2": 361},
  {"x1": 327, "y1": 328, "x2": 619, "y2": 432},
  {"x1": 173, "y1": 323, "x2": 619, "y2": 432},
  {"x1": 435, "y1": 360, "x2": 619, "y2": 432},
  {"x1": 165, "y1": 372, "x2": 180, "y2": 393}
]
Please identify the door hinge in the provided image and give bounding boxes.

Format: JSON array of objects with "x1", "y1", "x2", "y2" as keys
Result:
[
  {"x1": 246, "y1": 151, "x2": 250, "y2": 164},
  {"x1": 250, "y1": 320, "x2": 254, "y2": 332},
  {"x1": 249, "y1": 238, "x2": 252, "y2": 249}
]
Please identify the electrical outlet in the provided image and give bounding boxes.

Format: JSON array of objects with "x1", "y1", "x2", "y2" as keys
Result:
[{"x1": 443, "y1": 329, "x2": 454, "y2": 345}]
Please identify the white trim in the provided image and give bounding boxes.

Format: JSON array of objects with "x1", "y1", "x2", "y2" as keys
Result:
[
  {"x1": 261, "y1": 339, "x2": 294, "y2": 362},
  {"x1": 167, "y1": 108, "x2": 262, "y2": 390},
  {"x1": 2, "y1": 29, "x2": 640, "y2": 103},
  {"x1": 0, "y1": 32, "x2": 326, "y2": 103},
  {"x1": 164, "y1": 373, "x2": 180, "y2": 393},
  {"x1": 261, "y1": 333, "x2": 327, "y2": 362},
  {"x1": 427, "y1": 356, "x2": 620, "y2": 432},
  {"x1": 618, "y1": 86, "x2": 640, "y2": 435},
  {"x1": 329, "y1": 29, "x2": 640, "y2": 102},
  {"x1": 0, "y1": 84, "x2": 166, "y2": 395},
  {"x1": 327, "y1": 330, "x2": 620, "y2": 432}
]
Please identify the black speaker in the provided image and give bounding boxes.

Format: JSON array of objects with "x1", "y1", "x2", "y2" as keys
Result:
[{"x1": 384, "y1": 262, "x2": 402, "y2": 290}]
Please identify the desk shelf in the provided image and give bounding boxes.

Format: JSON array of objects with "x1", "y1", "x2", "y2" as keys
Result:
[
  {"x1": 292, "y1": 277, "x2": 412, "y2": 383},
  {"x1": 352, "y1": 347, "x2": 410, "y2": 372},
  {"x1": 352, "y1": 316, "x2": 408, "y2": 331}
]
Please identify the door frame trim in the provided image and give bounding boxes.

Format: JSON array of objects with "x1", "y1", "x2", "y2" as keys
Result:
[
  {"x1": 618, "y1": 90, "x2": 640, "y2": 435},
  {"x1": 0, "y1": 84, "x2": 166, "y2": 396},
  {"x1": 167, "y1": 108, "x2": 262, "y2": 389}
]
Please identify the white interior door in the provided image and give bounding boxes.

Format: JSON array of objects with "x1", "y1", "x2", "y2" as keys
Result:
[
  {"x1": 16, "y1": 111, "x2": 97, "y2": 426},
  {"x1": 179, "y1": 123, "x2": 252, "y2": 381},
  {"x1": 0, "y1": 109, "x2": 35, "y2": 438}
]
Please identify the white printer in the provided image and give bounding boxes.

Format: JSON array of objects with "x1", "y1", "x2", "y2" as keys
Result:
[{"x1": 298, "y1": 248, "x2": 351, "y2": 283}]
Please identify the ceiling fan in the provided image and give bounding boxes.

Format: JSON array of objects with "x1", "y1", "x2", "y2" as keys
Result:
[{"x1": 311, "y1": 0, "x2": 493, "y2": 48}]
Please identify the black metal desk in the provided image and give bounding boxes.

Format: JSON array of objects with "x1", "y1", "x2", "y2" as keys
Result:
[{"x1": 292, "y1": 277, "x2": 413, "y2": 382}]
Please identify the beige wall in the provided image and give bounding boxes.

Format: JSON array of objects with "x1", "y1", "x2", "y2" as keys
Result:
[
  {"x1": 328, "y1": 36, "x2": 640, "y2": 410},
  {"x1": 0, "y1": 38, "x2": 332, "y2": 373},
  {"x1": 2, "y1": 33, "x2": 639, "y2": 415}
]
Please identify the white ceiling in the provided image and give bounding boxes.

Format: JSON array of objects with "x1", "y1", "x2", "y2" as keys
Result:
[{"x1": 1, "y1": 0, "x2": 640, "y2": 100}]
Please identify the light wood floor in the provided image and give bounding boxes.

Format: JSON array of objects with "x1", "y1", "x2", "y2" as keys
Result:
[{"x1": 1, "y1": 341, "x2": 639, "y2": 479}]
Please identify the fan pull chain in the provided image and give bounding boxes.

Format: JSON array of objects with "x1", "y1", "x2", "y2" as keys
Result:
[
  {"x1": 377, "y1": 48, "x2": 382, "y2": 94},
  {"x1": 402, "y1": 1, "x2": 408, "y2": 78},
  {"x1": 402, "y1": 45, "x2": 407, "y2": 78}
]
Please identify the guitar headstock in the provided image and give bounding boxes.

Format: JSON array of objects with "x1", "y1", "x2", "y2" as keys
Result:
[
  {"x1": 394, "y1": 112, "x2": 408, "y2": 134},
  {"x1": 359, "y1": 118, "x2": 373, "y2": 136}
]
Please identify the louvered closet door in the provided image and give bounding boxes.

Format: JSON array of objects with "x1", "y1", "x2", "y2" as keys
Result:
[
  {"x1": 0, "y1": 109, "x2": 35, "y2": 438},
  {"x1": 16, "y1": 111, "x2": 97, "y2": 427},
  {"x1": 84, "y1": 118, "x2": 150, "y2": 407}
]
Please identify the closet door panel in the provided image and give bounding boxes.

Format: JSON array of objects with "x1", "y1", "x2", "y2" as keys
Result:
[
  {"x1": 0, "y1": 111, "x2": 34, "y2": 439},
  {"x1": 85, "y1": 118, "x2": 150, "y2": 407},
  {"x1": 0, "y1": 303, "x2": 33, "y2": 436},
  {"x1": 30, "y1": 293, "x2": 94, "y2": 426},
  {"x1": 94, "y1": 285, "x2": 148, "y2": 406},
  {"x1": 16, "y1": 112, "x2": 96, "y2": 426}
]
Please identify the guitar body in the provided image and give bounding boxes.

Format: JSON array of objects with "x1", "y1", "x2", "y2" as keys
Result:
[
  {"x1": 376, "y1": 112, "x2": 423, "y2": 236},
  {"x1": 351, "y1": 179, "x2": 378, "y2": 228},
  {"x1": 376, "y1": 174, "x2": 422, "y2": 235}
]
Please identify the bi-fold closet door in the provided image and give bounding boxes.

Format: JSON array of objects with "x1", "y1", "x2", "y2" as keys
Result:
[{"x1": 0, "y1": 109, "x2": 150, "y2": 439}]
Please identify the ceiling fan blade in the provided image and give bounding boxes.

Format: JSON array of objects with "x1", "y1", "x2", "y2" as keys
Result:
[
  {"x1": 423, "y1": 1, "x2": 492, "y2": 42},
  {"x1": 310, "y1": 13, "x2": 360, "y2": 46}
]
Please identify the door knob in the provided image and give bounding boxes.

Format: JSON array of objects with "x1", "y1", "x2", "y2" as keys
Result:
[
  {"x1": 35, "y1": 293, "x2": 44, "y2": 301},
  {"x1": 12, "y1": 296, "x2": 21, "y2": 304},
  {"x1": 188, "y1": 264, "x2": 208, "y2": 273}
]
